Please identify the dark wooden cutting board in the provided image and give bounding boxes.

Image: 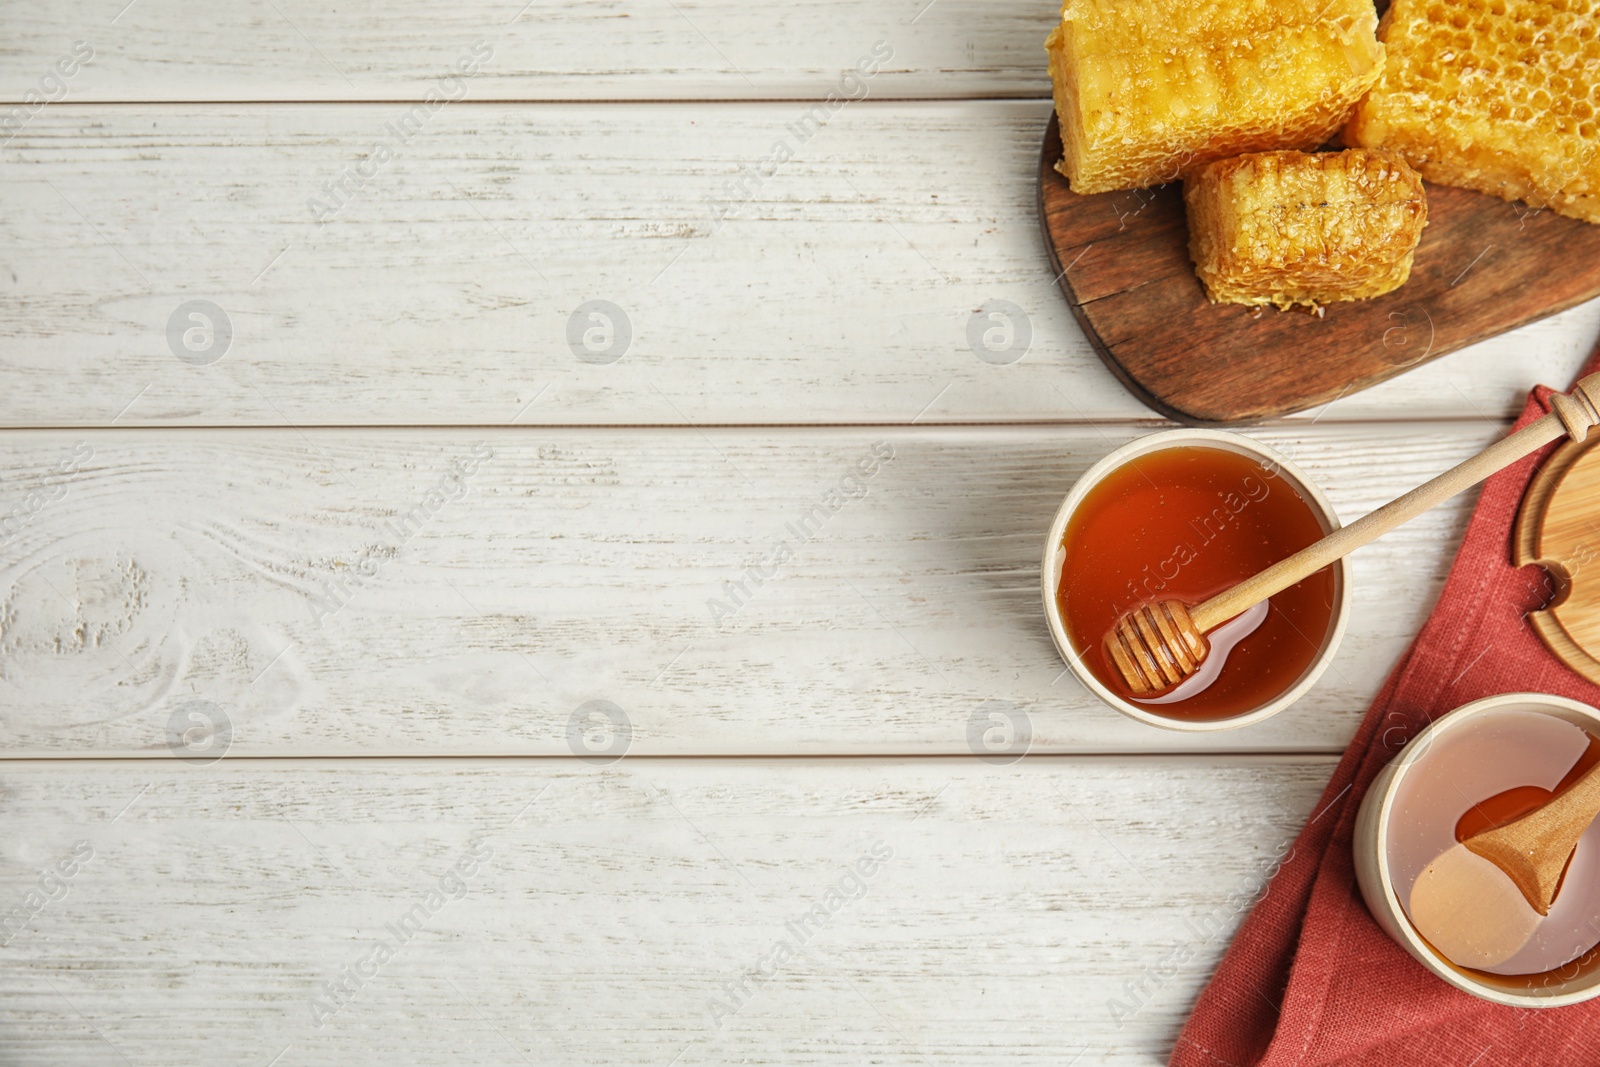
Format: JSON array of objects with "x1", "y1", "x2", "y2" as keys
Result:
[{"x1": 1038, "y1": 115, "x2": 1600, "y2": 424}]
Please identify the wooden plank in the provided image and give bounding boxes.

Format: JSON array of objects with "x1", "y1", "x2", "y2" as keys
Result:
[
  {"x1": 0, "y1": 422, "x2": 1500, "y2": 757},
  {"x1": 1, "y1": 104, "x2": 1594, "y2": 428},
  {"x1": 0, "y1": 0, "x2": 1056, "y2": 103},
  {"x1": 0, "y1": 755, "x2": 1331, "y2": 1065}
]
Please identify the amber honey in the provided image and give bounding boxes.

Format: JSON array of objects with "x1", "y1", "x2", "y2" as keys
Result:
[{"x1": 1058, "y1": 445, "x2": 1337, "y2": 720}]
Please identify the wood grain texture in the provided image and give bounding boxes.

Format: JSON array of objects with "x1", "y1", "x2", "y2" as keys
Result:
[
  {"x1": 0, "y1": 0, "x2": 1056, "y2": 102},
  {"x1": 1039, "y1": 116, "x2": 1600, "y2": 424},
  {"x1": 1, "y1": 105, "x2": 1595, "y2": 428},
  {"x1": 0, "y1": 11, "x2": 1551, "y2": 1065},
  {"x1": 1516, "y1": 436, "x2": 1600, "y2": 685},
  {"x1": 0, "y1": 423, "x2": 1500, "y2": 757},
  {"x1": 0, "y1": 756, "x2": 1332, "y2": 1066}
]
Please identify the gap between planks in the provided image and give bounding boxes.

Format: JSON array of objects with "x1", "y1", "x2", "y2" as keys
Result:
[
  {"x1": 0, "y1": 416, "x2": 1518, "y2": 433},
  {"x1": 0, "y1": 752, "x2": 1342, "y2": 765},
  {"x1": 39, "y1": 96, "x2": 1056, "y2": 107}
]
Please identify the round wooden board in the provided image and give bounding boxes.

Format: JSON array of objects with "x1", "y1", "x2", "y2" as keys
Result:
[
  {"x1": 1037, "y1": 114, "x2": 1600, "y2": 425},
  {"x1": 1516, "y1": 435, "x2": 1600, "y2": 685}
]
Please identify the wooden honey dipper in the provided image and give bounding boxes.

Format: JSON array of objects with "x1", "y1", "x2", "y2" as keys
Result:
[
  {"x1": 1106, "y1": 373, "x2": 1600, "y2": 697},
  {"x1": 1463, "y1": 757, "x2": 1600, "y2": 916}
]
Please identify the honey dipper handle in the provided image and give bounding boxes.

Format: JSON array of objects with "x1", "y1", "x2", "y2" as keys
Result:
[{"x1": 1190, "y1": 373, "x2": 1600, "y2": 634}]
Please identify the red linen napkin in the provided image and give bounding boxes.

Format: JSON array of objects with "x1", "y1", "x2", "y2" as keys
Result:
[{"x1": 1171, "y1": 344, "x2": 1600, "y2": 1067}]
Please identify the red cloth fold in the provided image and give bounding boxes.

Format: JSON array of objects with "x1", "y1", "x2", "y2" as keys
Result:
[{"x1": 1172, "y1": 344, "x2": 1600, "y2": 1067}]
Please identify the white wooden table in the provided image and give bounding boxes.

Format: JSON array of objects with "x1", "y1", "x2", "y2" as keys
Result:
[{"x1": 2, "y1": 3, "x2": 1596, "y2": 1063}]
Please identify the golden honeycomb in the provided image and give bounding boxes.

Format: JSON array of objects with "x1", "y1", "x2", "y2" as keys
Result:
[
  {"x1": 1045, "y1": 0, "x2": 1386, "y2": 195},
  {"x1": 1185, "y1": 149, "x2": 1430, "y2": 308},
  {"x1": 1345, "y1": 0, "x2": 1600, "y2": 224}
]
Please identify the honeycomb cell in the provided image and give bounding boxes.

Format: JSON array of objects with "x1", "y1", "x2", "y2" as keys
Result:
[
  {"x1": 1045, "y1": 0, "x2": 1385, "y2": 194},
  {"x1": 1345, "y1": 0, "x2": 1600, "y2": 224}
]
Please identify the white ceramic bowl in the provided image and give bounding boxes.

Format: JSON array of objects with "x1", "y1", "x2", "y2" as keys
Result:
[
  {"x1": 1353, "y1": 692, "x2": 1600, "y2": 1008},
  {"x1": 1040, "y1": 428, "x2": 1351, "y2": 731}
]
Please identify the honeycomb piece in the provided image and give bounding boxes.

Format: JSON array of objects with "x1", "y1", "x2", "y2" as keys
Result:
[
  {"x1": 1045, "y1": 0, "x2": 1385, "y2": 195},
  {"x1": 1185, "y1": 150, "x2": 1430, "y2": 308},
  {"x1": 1345, "y1": 0, "x2": 1600, "y2": 224}
]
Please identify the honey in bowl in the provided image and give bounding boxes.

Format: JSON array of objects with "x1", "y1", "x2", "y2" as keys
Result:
[{"x1": 1057, "y1": 445, "x2": 1337, "y2": 720}]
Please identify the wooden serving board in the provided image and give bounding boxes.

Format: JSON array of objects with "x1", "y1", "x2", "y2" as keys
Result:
[
  {"x1": 1517, "y1": 434, "x2": 1600, "y2": 685},
  {"x1": 1038, "y1": 115, "x2": 1600, "y2": 425}
]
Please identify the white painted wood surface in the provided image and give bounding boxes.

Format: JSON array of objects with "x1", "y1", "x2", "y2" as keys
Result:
[
  {"x1": 2, "y1": 105, "x2": 1595, "y2": 427},
  {"x1": 3, "y1": 0, "x2": 1052, "y2": 102},
  {"x1": 1, "y1": 422, "x2": 1494, "y2": 757},
  {"x1": 4, "y1": 2, "x2": 1597, "y2": 1064},
  {"x1": 0, "y1": 757, "x2": 1330, "y2": 1066}
]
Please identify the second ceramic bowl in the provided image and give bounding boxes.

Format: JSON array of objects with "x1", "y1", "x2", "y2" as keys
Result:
[{"x1": 1353, "y1": 692, "x2": 1600, "y2": 1008}]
